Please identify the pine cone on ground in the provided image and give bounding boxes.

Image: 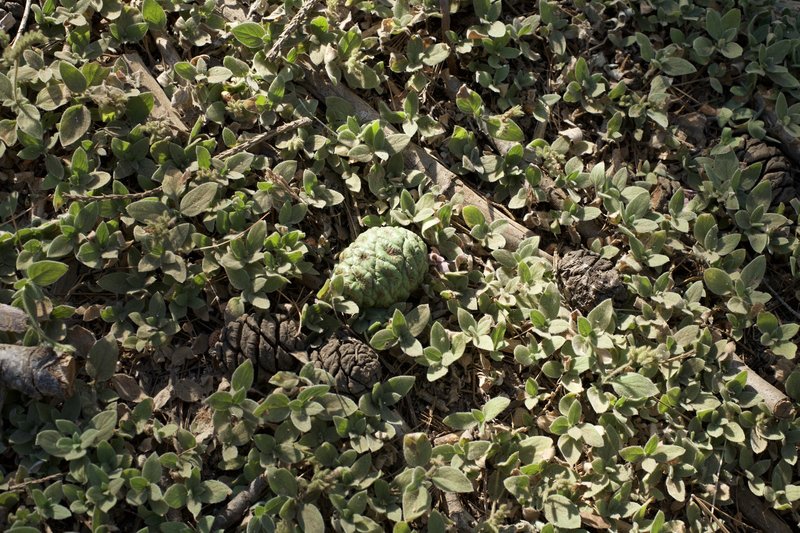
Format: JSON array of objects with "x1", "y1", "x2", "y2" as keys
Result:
[
  {"x1": 215, "y1": 312, "x2": 307, "y2": 382},
  {"x1": 214, "y1": 312, "x2": 382, "y2": 395},
  {"x1": 736, "y1": 137, "x2": 799, "y2": 207},
  {"x1": 557, "y1": 249, "x2": 627, "y2": 313},
  {"x1": 310, "y1": 333, "x2": 381, "y2": 395},
  {"x1": 332, "y1": 226, "x2": 428, "y2": 308}
]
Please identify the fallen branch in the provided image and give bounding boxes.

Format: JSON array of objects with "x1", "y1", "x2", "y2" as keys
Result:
[
  {"x1": 444, "y1": 492, "x2": 476, "y2": 531},
  {"x1": 0, "y1": 304, "x2": 28, "y2": 334},
  {"x1": 151, "y1": 30, "x2": 182, "y2": 71},
  {"x1": 122, "y1": 53, "x2": 189, "y2": 135},
  {"x1": 730, "y1": 352, "x2": 794, "y2": 419},
  {"x1": 212, "y1": 474, "x2": 268, "y2": 531},
  {"x1": 733, "y1": 485, "x2": 793, "y2": 533},
  {"x1": 0, "y1": 344, "x2": 75, "y2": 399},
  {"x1": 755, "y1": 94, "x2": 800, "y2": 166},
  {"x1": 298, "y1": 67, "x2": 549, "y2": 258}
]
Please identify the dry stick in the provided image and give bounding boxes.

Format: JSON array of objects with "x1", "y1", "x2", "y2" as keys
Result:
[
  {"x1": 755, "y1": 94, "x2": 800, "y2": 166},
  {"x1": 122, "y1": 53, "x2": 189, "y2": 135},
  {"x1": 212, "y1": 474, "x2": 268, "y2": 531},
  {"x1": 299, "y1": 67, "x2": 551, "y2": 260},
  {"x1": 0, "y1": 345, "x2": 75, "y2": 399},
  {"x1": 151, "y1": 31, "x2": 182, "y2": 71},
  {"x1": 214, "y1": 117, "x2": 313, "y2": 160},
  {"x1": 444, "y1": 492, "x2": 476, "y2": 531},
  {"x1": 7, "y1": 472, "x2": 64, "y2": 491},
  {"x1": 10, "y1": 0, "x2": 33, "y2": 46},
  {"x1": 61, "y1": 186, "x2": 163, "y2": 203},
  {"x1": 729, "y1": 353, "x2": 794, "y2": 418},
  {"x1": 733, "y1": 485, "x2": 793, "y2": 533},
  {"x1": 0, "y1": 304, "x2": 28, "y2": 334}
]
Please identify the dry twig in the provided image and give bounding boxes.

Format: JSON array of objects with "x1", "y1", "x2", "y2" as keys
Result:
[
  {"x1": 61, "y1": 186, "x2": 163, "y2": 203},
  {"x1": 10, "y1": 0, "x2": 32, "y2": 46},
  {"x1": 212, "y1": 474, "x2": 268, "y2": 531},
  {"x1": 733, "y1": 485, "x2": 793, "y2": 533},
  {"x1": 729, "y1": 351, "x2": 794, "y2": 418},
  {"x1": 122, "y1": 53, "x2": 189, "y2": 134},
  {"x1": 264, "y1": 0, "x2": 322, "y2": 63},
  {"x1": 214, "y1": 117, "x2": 312, "y2": 160}
]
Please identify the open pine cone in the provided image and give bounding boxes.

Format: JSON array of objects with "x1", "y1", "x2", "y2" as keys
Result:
[
  {"x1": 736, "y1": 136, "x2": 799, "y2": 207},
  {"x1": 557, "y1": 249, "x2": 626, "y2": 313}
]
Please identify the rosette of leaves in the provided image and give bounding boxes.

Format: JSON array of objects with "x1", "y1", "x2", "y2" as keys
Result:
[{"x1": 331, "y1": 226, "x2": 428, "y2": 309}]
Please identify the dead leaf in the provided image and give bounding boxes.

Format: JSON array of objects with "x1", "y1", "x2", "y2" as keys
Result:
[
  {"x1": 580, "y1": 511, "x2": 612, "y2": 529},
  {"x1": 774, "y1": 358, "x2": 795, "y2": 384},
  {"x1": 559, "y1": 126, "x2": 583, "y2": 143},
  {"x1": 66, "y1": 325, "x2": 96, "y2": 356},
  {"x1": 191, "y1": 405, "x2": 215, "y2": 443},
  {"x1": 153, "y1": 384, "x2": 174, "y2": 410},
  {"x1": 81, "y1": 304, "x2": 103, "y2": 321},
  {"x1": 112, "y1": 374, "x2": 147, "y2": 402},
  {"x1": 434, "y1": 433, "x2": 461, "y2": 446},
  {"x1": 170, "y1": 346, "x2": 194, "y2": 366},
  {"x1": 175, "y1": 379, "x2": 206, "y2": 403},
  {"x1": 191, "y1": 334, "x2": 209, "y2": 355}
]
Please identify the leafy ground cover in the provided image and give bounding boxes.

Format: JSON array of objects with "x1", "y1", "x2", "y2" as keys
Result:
[{"x1": 1, "y1": 0, "x2": 800, "y2": 531}]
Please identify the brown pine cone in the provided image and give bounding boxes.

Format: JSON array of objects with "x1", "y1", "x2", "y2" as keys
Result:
[
  {"x1": 557, "y1": 249, "x2": 627, "y2": 313},
  {"x1": 736, "y1": 137, "x2": 799, "y2": 207},
  {"x1": 215, "y1": 312, "x2": 307, "y2": 382},
  {"x1": 310, "y1": 333, "x2": 381, "y2": 395}
]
